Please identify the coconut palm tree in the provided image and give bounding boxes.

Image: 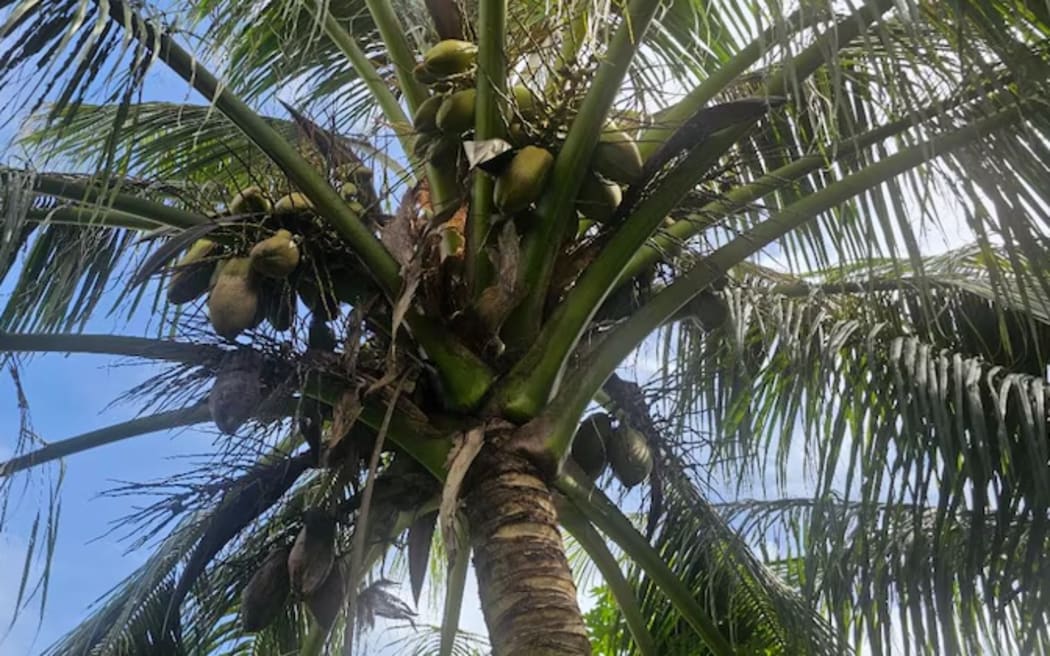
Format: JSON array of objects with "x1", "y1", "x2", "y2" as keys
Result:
[{"x1": 1, "y1": 0, "x2": 1049, "y2": 653}]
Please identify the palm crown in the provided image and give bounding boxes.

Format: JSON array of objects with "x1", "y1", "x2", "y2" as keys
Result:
[{"x1": 1, "y1": 0, "x2": 1049, "y2": 654}]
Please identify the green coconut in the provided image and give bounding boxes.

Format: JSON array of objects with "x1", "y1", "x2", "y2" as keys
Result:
[
  {"x1": 422, "y1": 39, "x2": 477, "y2": 77},
  {"x1": 274, "y1": 192, "x2": 314, "y2": 215},
  {"x1": 413, "y1": 94, "x2": 445, "y2": 133},
  {"x1": 339, "y1": 182, "x2": 358, "y2": 201},
  {"x1": 436, "y1": 89, "x2": 477, "y2": 134},
  {"x1": 572, "y1": 412, "x2": 614, "y2": 480},
  {"x1": 575, "y1": 174, "x2": 622, "y2": 223},
  {"x1": 493, "y1": 145, "x2": 554, "y2": 214},
  {"x1": 250, "y1": 229, "x2": 300, "y2": 279},
  {"x1": 230, "y1": 185, "x2": 272, "y2": 215},
  {"x1": 592, "y1": 127, "x2": 644, "y2": 185},
  {"x1": 413, "y1": 62, "x2": 440, "y2": 85},
  {"x1": 607, "y1": 424, "x2": 653, "y2": 487},
  {"x1": 167, "y1": 239, "x2": 218, "y2": 305},
  {"x1": 208, "y1": 258, "x2": 259, "y2": 340},
  {"x1": 512, "y1": 85, "x2": 539, "y2": 117}
]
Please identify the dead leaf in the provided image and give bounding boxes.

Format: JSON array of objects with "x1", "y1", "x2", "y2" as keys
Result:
[
  {"x1": 325, "y1": 388, "x2": 362, "y2": 467},
  {"x1": 407, "y1": 511, "x2": 437, "y2": 606},
  {"x1": 462, "y1": 138, "x2": 514, "y2": 173},
  {"x1": 439, "y1": 427, "x2": 484, "y2": 566},
  {"x1": 473, "y1": 221, "x2": 523, "y2": 333},
  {"x1": 381, "y1": 186, "x2": 425, "y2": 268}
]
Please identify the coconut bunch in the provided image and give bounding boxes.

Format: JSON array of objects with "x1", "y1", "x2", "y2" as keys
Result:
[
  {"x1": 570, "y1": 411, "x2": 654, "y2": 487},
  {"x1": 411, "y1": 39, "x2": 646, "y2": 228},
  {"x1": 165, "y1": 183, "x2": 380, "y2": 343},
  {"x1": 239, "y1": 511, "x2": 343, "y2": 633}
]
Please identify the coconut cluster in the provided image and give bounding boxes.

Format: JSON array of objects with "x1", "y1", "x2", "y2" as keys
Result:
[
  {"x1": 571, "y1": 411, "x2": 654, "y2": 487},
  {"x1": 411, "y1": 39, "x2": 645, "y2": 226},
  {"x1": 241, "y1": 511, "x2": 343, "y2": 633}
]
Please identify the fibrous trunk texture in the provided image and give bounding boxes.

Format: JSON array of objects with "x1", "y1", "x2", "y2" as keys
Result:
[{"x1": 465, "y1": 448, "x2": 591, "y2": 655}]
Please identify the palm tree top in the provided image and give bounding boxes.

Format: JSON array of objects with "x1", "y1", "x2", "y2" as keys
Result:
[{"x1": 1, "y1": 1, "x2": 1050, "y2": 654}]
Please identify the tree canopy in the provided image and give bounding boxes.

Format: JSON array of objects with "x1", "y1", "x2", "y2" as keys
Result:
[{"x1": 1, "y1": 0, "x2": 1050, "y2": 654}]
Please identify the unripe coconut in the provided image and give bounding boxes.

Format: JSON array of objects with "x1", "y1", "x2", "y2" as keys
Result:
[
  {"x1": 436, "y1": 89, "x2": 476, "y2": 134},
  {"x1": 250, "y1": 229, "x2": 300, "y2": 279},
  {"x1": 413, "y1": 94, "x2": 444, "y2": 133},
  {"x1": 575, "y1": 174, "x2": 622, "y2": 223},
  {"x1": 429, "y1": 135, "x2": 461, "y2": 167},
  {"x1": 592, "y1": 128, "x2": 644, "y2": 185},
  {"x1": 229, "y1": 185, "x2": 272, "y2": 215},
  {"x1": 422, "y1": 39, "x2": 477, "y2": 77},
  {"x1": 512, "y1": 85, "x2": 539, "y2": 117},
  {"x1": 413, "y1": 62, "x2": 440, "y2": 85},
  {"x1": 493, "y1": 145, "x2": 554, "y2": 214},
  {"x1": 288, "y1": 511, "x2": 336, "y2": 596},
  {"x1": 572, "y1": 412, "x2": 614, "y2": 480},
  {"x1": 209, "y1": 350, "x2": 262, "y2": 435},
  {"x1": 241, "y1": 547, "x2": 291, "y2": 632},
  {"x1": 167, "y1": 239, "x2": 217, "y2": 305},
  {"x1": 608, "y1": 424, "x2": 653, "y2": 487},
  {"x1": 208, "y1": 258, "x2": 259, "y2": 340},
  {"x1": 339, "y1": 182, "x2": 358, "y2": 201},
  {"x1": 506, "y1": 122, "x2": 529, "y2": 147},
  {"x1": 412, "y1": 132, "x2": 436, "y2": 161},
  {"x1": 274, "y1": 192, "x2": 314, "y2": 215}
]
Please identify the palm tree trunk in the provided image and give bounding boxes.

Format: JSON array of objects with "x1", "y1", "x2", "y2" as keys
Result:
[{"x1": 465, "y1": 448, "x2": 591, "y2": 655}]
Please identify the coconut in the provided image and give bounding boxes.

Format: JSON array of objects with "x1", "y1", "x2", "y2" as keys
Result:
[
  {"x1": 607, "y1": 424, "x2": 653, "y2": 487},
  {"x1": 241, "y1": 546, "x2": 291, "y2": 632},
  {"x1": 339, "y1": 182, "x2": 358, "y2": 201},
  {"x1": 428, "y1": 135, "x2": 461, "y2": 168},
  {"x1": 288, "y1": 511, "x2": 337, "y2": 596},
  {"x1": 208, "y1": 258, "x2": 259, "y2": 340},
  {"x1": 436, "y1": 89, "x2": 477, "y2": 134},
  {"x1": 413, "y1": 94, "x2": 444, "y2": 133},
  {"x1": 230, "y1": 185, "x2": 272, "y2": 215},
  {"x1": 274, "y1": 192, "x2": 314, "y2": 215},
  {"x1": 493, "y1": 145, "x2": 554, "y2": 214},
  {"x1": 575, "y1": 174, "x2": 622, "y2": 223},
  {"x1": 422, "y1": 39, "x2": 477, "y2": 77},
  {"x1": 306, "y1": 563, "x2": 346, "y2": 629},
  {"x1": 511, "y1": 85, "x2": 539, "y2": 118},
  {"x1": 592, "y1": 127, "x2": 644, "y2": 185},
  {"x1": 572, "y1": 412, "x2": 613, "y2": 480},
  {"x1": 167, "y1": 239, "x2": 217, "y2": 305},
  {"x1": 413, "y1": 62, "x2": 440, "y2": 85},
  {"x1": 209, "y1": 350, "x2": 263, "y2": 435},
  {"x1": 250, "y1": 229, "x2": 300, "y2": 279}
]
